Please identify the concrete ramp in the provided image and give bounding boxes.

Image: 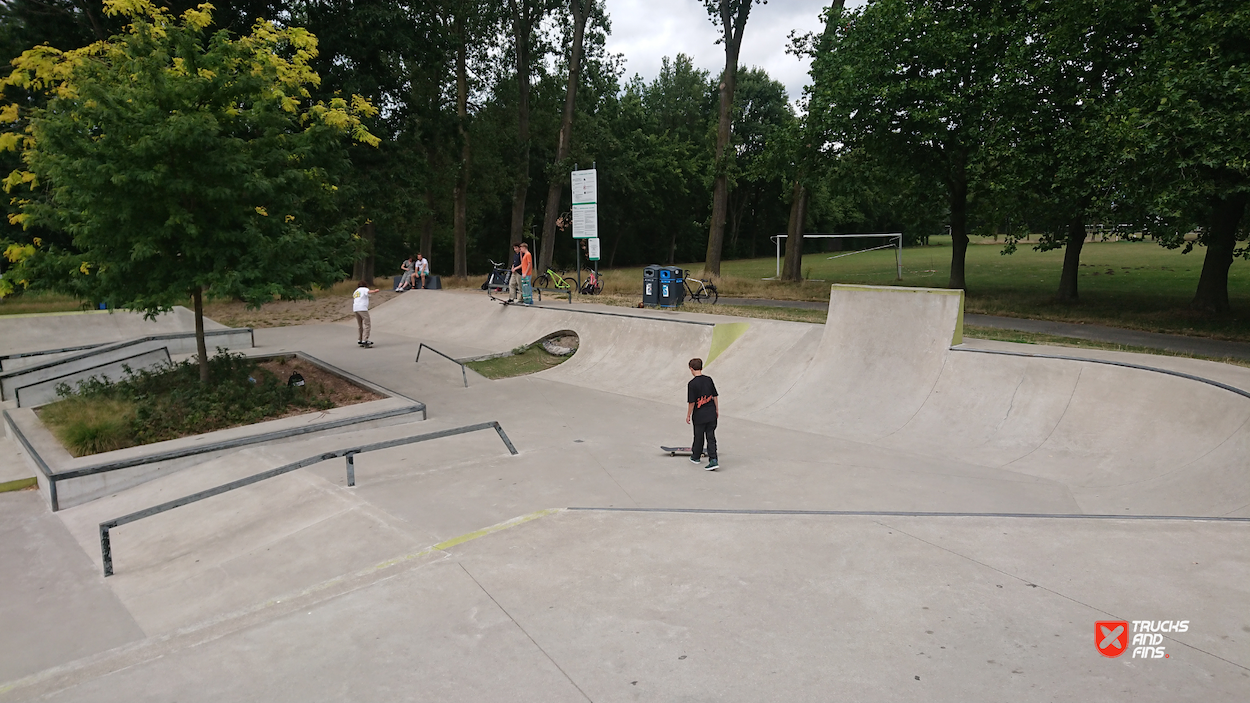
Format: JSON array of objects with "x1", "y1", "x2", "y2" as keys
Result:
[
  {"x1": 760, "y1": 285, "x2": 964, "y2": 439},
  {"x1": 371, "y1": 288, "x2": 1250, "y2": 516},
  {"x1": 0, "y1": 306, "x2": 219, "y2": 358}
]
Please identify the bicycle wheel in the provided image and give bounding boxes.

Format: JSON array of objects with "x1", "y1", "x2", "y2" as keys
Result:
[
  {"x1": 535, "y1": 273, "x2": 550, "y2": 288},
  {"x1": 707, "y1": 285, "x2": 718, "y2": 304},
  {"x1": 589, "y1": 280, "x2": 603, "y2": 295}
]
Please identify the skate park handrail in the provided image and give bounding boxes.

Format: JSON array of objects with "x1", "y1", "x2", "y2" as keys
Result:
[
  {"x1": 3, "y1": 403, "x2": 428, "y2": 511},
  {"x1": 952, "y1": 347, "x2": 1250, "y2": 400},
  {"x1": 97, "y1": 420, "x2": 519, "y2": 577},
  {"x1": 415, "y1": 343, "x2": 469, "y2": 387}
]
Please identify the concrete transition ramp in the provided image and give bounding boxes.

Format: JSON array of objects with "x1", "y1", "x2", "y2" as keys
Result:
[
  {"x1": 0, "y1": 306, "x2": 223, "y2": 359},
  {"x1": 374, "y1": 287, "x2": 1250, "y2": 516}
]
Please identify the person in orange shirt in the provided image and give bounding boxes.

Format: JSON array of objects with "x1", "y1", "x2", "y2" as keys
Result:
[{"x1": 519, "y1": 242, "x2": 534, "y2": 304}]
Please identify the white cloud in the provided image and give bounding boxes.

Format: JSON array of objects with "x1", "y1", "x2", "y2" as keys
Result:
[{"x1": 602, "y1": 0, "x2": 864, "y2": 101}]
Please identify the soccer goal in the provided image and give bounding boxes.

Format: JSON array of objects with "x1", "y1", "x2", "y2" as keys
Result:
[{"x1": 768, "y1": 233, "x2": 903, "y2": 280}]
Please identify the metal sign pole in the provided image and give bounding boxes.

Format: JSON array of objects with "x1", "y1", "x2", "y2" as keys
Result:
[{"x1": 896, "y1": 234, "x2": 903, "y2": 280}]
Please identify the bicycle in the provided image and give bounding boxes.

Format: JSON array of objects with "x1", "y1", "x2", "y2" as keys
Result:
[
  {"x1": 683, "y1": 270, "x2": 718, "y2": 304},
  {"x1": 534, "y1": 268, "x2": 574, "y2": 290},
  {"x1": 579, "y1": 270, "x2": 604, "y2": 295}
]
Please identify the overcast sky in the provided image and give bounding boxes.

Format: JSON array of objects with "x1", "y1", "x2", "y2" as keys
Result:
[{"x1": 601, "y1": 0, "x2": 865, "y2": 102}]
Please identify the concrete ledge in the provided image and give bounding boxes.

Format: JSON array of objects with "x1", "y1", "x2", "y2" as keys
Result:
[
  {"x1": 0, "y1": 328, "x2": 254, "y2": 400},
  {"x1": 14, "y1": 347, "x2": 172, "y2": 408},
  {"x1": 1, "y1": 352, "x2": 427, "y2": 511}
]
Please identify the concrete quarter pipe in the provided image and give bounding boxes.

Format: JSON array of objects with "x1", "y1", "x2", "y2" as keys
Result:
[{"x1": 377, "y1": 285, "x2": 1250, "y2": 517}]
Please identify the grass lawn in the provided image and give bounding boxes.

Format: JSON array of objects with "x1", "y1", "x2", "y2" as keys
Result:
[
  {"x1": 0, "y1": 291, "x2": 91, "y2": 316},
  {"x1": 588, "y1": 236, "x2": 1250, "y2": 341},
  {"x1": 465, "y1": 342, "x2": 573, "y2": 379}
]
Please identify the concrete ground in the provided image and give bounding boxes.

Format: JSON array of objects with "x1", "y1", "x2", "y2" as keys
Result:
[{"x1": 1, "y1": 289, "x2": 1247, "y2": 701}]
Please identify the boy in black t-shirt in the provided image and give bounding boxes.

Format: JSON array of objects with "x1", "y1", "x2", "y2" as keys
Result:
[{"x1": 686, "y1": 357, "x2": 719, "y2": 470}]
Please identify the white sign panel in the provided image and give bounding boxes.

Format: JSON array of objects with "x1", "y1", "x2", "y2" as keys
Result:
[
  {"x1": 571, "y1": 169, "x2": 597, "y2": 205},
  {"x1": 587, "y1": 237, "x2": 601, "y2": 261},
  {"x1": 572, "y1": 203, "x2": 597, "y2": 239}
]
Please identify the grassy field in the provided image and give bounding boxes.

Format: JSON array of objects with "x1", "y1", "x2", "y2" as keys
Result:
[
  {"x1": 9, "y1": 236, "x2": 1250, "y2": 341},
  {"x1": 587, "y1": 236, "x2": 1250, "y2": 341}
]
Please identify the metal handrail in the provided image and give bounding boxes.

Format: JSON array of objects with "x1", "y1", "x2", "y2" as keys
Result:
[
  {"x1": 98, "y1": 420, "x2": 518, "y2": 576},
  {"x1": 416, "y1": 343, "x2": 469, "y2": 387}
]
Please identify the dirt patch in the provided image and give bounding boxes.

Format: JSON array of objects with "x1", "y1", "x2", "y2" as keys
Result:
[{"x1": 254, "y1": 356, "x2": 384, "y2": 407}]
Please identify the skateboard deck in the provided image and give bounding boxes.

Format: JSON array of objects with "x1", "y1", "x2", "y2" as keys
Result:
[
  {"x1": 521, "y1": 275, "x2": 533, "y2": 305},
  {"x1": 661, "y1": 446, "x2": 693, "y2": 456}
]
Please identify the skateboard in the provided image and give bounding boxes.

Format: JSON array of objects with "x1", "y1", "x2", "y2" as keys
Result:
[
  {"x1": 661, "y1": 446, "x2": 693, "y2": 456},
  {"x1": 520, "y1": 275, "x2": 533, "y2": 305}
]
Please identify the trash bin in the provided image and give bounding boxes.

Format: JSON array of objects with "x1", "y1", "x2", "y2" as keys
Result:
[
  {"x1": 657, "y1": 266, "x2": 685, "y2": 308},
  {"x1": 424, "y1": 275, "x2": 442, "y2": 290},
  {"x1": 642, "y1": 265, "x2": 660, "y2": 306}
]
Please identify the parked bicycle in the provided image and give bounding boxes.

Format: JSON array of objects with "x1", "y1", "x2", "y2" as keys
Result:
[
  {"x1": 534, "y1": 267, "x2": 575, "y2": 290},
  {"x1": 481, "y1": 259, "x2": 511, "y2": 292},
  {"x1": 683, "y1": 270, "x2": 718, "y2": 304},
  {"x1": 579, "y1": 270, "x2": 604, "y2": 295}
]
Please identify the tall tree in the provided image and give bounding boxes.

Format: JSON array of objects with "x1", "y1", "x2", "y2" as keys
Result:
[
  {"x1": 1, "y1": 0, "x2": 378, "y2": 382},
  {"x1": 1001, "y1": 0, "x2": 1149, "y2": 303},
  {"x1": 701, "y1": 0, "x2": 760, "y2": 276},
  {"x1": 537, "y1": 0, "x2": 593, "y2": 274},
  {"x1": 506, "y1": 0, "x2": 551, "y2": 250},
  {"x1": 809, "y1": 0, "x2": 1022, "y2": 291},
  {"x1": 1125, "y1": 0, "x2": 1250, "y2": 313}
]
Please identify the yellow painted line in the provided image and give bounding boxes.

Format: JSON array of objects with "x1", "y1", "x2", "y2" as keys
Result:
[
  {"x1": 433, "y1": 508, "x2": 561, "y2": 551},
  {"x1": 367, "y1": 508, "x2": 562, "y2": 572}
]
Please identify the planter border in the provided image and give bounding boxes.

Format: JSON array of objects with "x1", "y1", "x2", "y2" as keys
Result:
[{"x1": 2, "y1": 350, "x2": 426, "y2": 511}]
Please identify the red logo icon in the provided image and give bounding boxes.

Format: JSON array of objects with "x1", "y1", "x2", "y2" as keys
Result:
[{"x1": 1096, "y1": 621, "x2": 1130, "y2": 658}]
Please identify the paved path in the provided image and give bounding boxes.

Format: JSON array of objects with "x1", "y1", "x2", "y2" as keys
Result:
[{"x1": 718, "y1": 297, "x2": 1250, "y2": 361}]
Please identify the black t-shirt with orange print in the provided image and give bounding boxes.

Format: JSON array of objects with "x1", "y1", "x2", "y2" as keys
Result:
[{"x1": 688, "y1": 375, "x2": 718, "y2": 424}]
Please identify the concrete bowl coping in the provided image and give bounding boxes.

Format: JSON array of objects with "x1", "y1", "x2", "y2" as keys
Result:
[{"x1": 1, "y1": 351, "x2": 427, "y2": 511}]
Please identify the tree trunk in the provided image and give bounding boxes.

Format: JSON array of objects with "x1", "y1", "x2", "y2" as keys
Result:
[
  {"x1": 539, "y1": 0, "x2": 590, "y2": 274},
  {"x1": 192, "y1": 286, "x2": 209, "y2": 385},
  {"x1": 704, "y1": 0, "x2": 752, "y2": 276},
  {"x1": 420, "y1": 190, "x2": 435, "y2": 261},
  {"x1": 351, "y1": 221, "x2": 376, "y2": 283},
  {"x1": 782, "y1": 179, "x2": 808, "y2": 282},
  {"x1": 947, "y1": 175, "x2": 969, "y2": 290},
  {"x1": 453, "y1": 14, "x2": 470, "y2": 279},
  {"x1": 1192, "y1": 192, "x2": 1248, "y2": 313},
  {"x1": 1056, "y1": 214, "x2": 1086, "y2": 303},
  {"x1": 509, "y1": 0, "x2": 535, "y2": 248}
]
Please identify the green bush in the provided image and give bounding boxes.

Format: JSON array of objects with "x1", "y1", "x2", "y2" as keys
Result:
[{"x1": 42, "y1": 351, "x2": 334, "y2": 455}]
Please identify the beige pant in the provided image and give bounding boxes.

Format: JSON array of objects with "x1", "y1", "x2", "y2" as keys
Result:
[
  {"x1": 508, "y1": 273, "x2": 521, "y2": 300},
  {"x1": 355, "y1": 310, "x2": 371, "y2": 340}
]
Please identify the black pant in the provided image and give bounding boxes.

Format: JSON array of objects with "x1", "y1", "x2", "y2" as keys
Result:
[{"x1": 692, "y1": 418, "x2": 717, "y2": 461}]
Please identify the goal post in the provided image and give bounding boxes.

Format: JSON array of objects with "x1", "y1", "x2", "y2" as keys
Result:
[{"x1": 769, "y1": 233, "x2": 903, "y2": 281}]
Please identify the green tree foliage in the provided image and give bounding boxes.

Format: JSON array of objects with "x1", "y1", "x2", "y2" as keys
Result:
[
  {"x1": 809, "y1": 0, "x2": 1024, "y2": 291},
  {"x1": 1123, "y1": 0, "x2": 1250, "y2": 312},
  {"x1": 0, "y1": 0, "x2": 378, "y2": 381}
]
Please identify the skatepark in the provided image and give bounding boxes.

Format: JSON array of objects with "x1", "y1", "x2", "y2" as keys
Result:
[{"x1": 1, "y1": 284, "x2": 1247, "y2": 701}]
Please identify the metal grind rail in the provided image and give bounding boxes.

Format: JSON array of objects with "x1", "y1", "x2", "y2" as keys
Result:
[
  {"x1": 98, "y1": 421, "x2": 518, "y2": 577},
  {"x1": 416, "y1": 343, "x2": 470, "y2": 387}
]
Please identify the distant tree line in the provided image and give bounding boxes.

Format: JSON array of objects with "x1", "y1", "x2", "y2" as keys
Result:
[{"x1": 0, "y1": 0, "x2": 1246, "y2": 311}]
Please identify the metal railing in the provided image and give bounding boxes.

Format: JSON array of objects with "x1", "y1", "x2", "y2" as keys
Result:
[
  {"x1": 98, "y1": 420, "x2": 518, "y2": 576},
  {"x1": 415, "y1": 343, "x2": 470, "y2": 387}
]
